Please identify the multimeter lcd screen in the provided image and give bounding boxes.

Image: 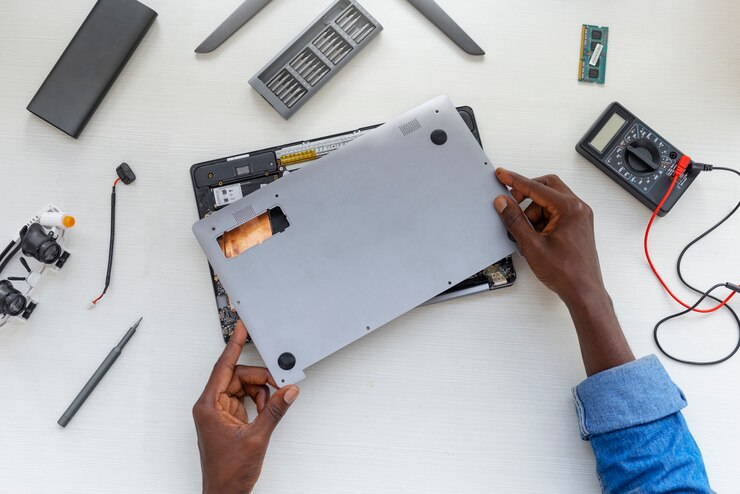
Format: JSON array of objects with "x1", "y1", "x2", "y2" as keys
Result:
[{"x1": 590, "y1": 113, "x2": 627, "y2": 153}]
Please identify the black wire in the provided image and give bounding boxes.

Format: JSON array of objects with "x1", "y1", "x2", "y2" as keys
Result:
[
  {"x1": 106, "y1": 185, "x2": 117, "y2": 292},
  {"x1": 0, "y1": 240, "x2": 15, "y2": 262},
  {"x1": 94, "y1": 184, "x2": 117, "y2": 302},
  {"x1": 655, "y1": 284, "x2": 740, "y2": 365},
  {"x1": 714, "y1": 166, "x2": 740, "y2": 177},
  {"x1": 654, "y1": 166, "x2": 740, "y2": 365},
  {"x1": 104, "y1": 185, "x2": 117, "y2": 292},
  {"x1": 0, "y1": 243, "x2": 21, "y2": 277}
]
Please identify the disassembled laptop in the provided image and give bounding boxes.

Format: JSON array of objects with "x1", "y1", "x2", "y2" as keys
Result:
[{"x1": 191, "y1": 106, "x2": 517, "y2": 342}]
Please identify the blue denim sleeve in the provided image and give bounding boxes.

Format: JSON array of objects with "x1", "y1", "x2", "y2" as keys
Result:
[{"x1": 573, "y1": 355, "x2": 713, "y2": 493}]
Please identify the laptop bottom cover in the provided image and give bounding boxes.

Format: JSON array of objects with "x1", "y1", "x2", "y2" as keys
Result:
[{"x1": 193, "y1": 96, "x2": 516, "y2": 385}]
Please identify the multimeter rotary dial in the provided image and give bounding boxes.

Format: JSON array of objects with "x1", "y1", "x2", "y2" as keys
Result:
[
  {"x1": 625, "y1": 139, "x2": 660, "y2": 174},
  {"x1": 606, "y1": 124, "x2": 674, "y2": 192}
]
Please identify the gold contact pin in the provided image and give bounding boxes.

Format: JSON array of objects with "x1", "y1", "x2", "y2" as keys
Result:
[{"x1": 281, "y1": 149, "x2": 318, "y2": 166}]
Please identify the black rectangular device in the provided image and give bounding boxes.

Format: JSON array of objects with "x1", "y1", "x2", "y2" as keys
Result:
[
  {"x1": 576, "y1": 102, "x2": 699, "y2": 216},
  {"x1": 27, "y1": 0, "x2": 157, "y2": 138},
  {"x1": 191, "y1": 106, "x2": 517, "y2": 342}
]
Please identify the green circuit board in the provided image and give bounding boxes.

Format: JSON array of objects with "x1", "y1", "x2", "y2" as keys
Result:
[{"x1": 579, "y1": 25, "x2": 609, "y2": 84}]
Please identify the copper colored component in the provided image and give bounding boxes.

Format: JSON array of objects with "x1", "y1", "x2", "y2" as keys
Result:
[{"x1": 218, "y1": 212, "x2": 273, "y2": 259}]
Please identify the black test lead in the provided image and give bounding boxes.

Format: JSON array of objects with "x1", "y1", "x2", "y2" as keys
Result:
[
  {"x1": 577, "y1": 103, "x2": 739, "y2": 364},
  {"x1": 58, "y1": 317, "x2": 143, "y2": 428},
  {"x1": 648, "y1": 163, "x2": 740, "y2": 365},
  {"x1": 90, "y1": 163, "x2": 136, "y2": 308}
]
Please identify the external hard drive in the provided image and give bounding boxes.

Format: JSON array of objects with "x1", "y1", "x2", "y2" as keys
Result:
[{"x1": 27, "y1": 0, "x2": 157, "y2": 138}]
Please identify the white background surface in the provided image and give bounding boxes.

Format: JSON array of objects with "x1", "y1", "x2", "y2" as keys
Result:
[{"x1": 1, "y1": 0, "x2": 739, "y2": 492}]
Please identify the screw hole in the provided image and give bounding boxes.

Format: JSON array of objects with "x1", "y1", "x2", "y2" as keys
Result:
[
  {"x1": 435, "y1": 110, "x2": 439, "y2": 114},
  {"x1": 236, "y1": 301, "x2": 241, "y2": 305},
  {"x1": 212, "y1": 227, "x2": 216, "y2": 231},
  {"x1": 281, "y1": 379, "x2": 285, "y2": 383},
  {"x1": 275, "y1": 194, "x2": 279, "y2": 198},
  {"x1": 366, "y1": 326, "x2": 371, "y2": 331},
  {"x1": 448, "y1": 281, "x2": 453, "y2": 285}
]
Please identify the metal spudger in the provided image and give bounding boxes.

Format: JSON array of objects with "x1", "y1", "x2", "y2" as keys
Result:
[
  {"x1": 57, "y1": 318, "x2": 143, "y2": 428},
  {"x1": 196, "y1": 0, "x2": 273, "y2": 53},
  {"x1": 405, "y1": 0, "x2": 485, "y2": 56}
]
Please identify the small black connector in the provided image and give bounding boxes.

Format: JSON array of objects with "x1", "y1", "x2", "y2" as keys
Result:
[
  {"x1": 691, "y1": 162, "x2": 714, "y2": 173},
  {"x1": 727, "y1": 283, "x2": 740, "y2": 294},
  {"x1": 116, "y1": 163, "x2": 136, "y2": 185}
]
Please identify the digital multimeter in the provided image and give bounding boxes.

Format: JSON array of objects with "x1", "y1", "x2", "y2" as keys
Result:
[{"x1": 577, "y1": 102, "x2": 699, "y2": 216}]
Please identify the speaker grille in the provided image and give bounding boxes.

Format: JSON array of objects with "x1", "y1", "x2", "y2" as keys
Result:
[
  {"x1": 233, "y1": 205, "x2": 257, "y2": 225},
  {"x1": 399, "y1": 119, "x2": 422, "y2": 136}
]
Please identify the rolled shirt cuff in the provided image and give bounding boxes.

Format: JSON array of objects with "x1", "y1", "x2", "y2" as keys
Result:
[{"x1": 573, "y1": 355, "x2": 687, "y2": 440}]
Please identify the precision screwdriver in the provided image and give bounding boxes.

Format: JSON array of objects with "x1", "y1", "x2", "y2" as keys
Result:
[{"x1": 58, "y1": 317, "x2": 143, "y2": 428}]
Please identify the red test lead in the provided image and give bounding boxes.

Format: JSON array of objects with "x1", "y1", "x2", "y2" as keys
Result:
[{"x1": 643, "y1": 155, "x2": 737, "y2": 314}]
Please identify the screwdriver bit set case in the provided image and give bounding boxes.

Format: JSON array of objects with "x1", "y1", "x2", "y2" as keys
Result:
[{"x1": 249, "y1": 0, "x2": 382, "y2": 119}]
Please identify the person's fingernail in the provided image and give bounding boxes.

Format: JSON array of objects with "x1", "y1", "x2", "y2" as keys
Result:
[
  {"x1": 494, "y1": 197, "x2": 508, "y2": 213},
  {"x1": 284, "y1": 386, "x2": 300, "y2": 404}
]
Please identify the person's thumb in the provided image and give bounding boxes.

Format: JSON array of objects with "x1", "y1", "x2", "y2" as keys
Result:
[
  {"x1": 254, "y1": 385, "x2": 300, "y2": 438},
  {"x1": 494, "y1": 196, "x2": 538, "y2": 248}
]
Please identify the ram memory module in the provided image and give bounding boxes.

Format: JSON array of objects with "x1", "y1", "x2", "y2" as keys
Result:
[{"x1": 579, "y1": 25, "x2": 609, "y2": 84}]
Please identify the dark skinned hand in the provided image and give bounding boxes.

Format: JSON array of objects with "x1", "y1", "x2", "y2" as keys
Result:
[
  {"x1": 493, "y1": 168, "x2": 605, "y2": 304},
  {"x1": 494, "y1": 168, "x2": 635, "y2": 376},
  {"x1": 193, "y1": 322, "x2": 300, "y2": 494}
]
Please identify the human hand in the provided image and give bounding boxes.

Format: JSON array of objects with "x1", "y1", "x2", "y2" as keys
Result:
[
  {"x1": 494, "y1": 168, "x2": 605, "y2": 306},
  {"x1": 193, "y1": 322, "x2": 300, "y2": 494},
  {"x1": 494, "y1": 168, "x2": 634, "y2": 376}
]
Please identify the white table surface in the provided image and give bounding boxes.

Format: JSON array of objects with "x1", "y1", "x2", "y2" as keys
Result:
[{"x1": 1, "y1": 0, "x2": 739, "y2": 492}]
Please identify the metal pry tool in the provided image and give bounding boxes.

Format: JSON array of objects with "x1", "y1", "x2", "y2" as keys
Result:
[
  {"x1": 196, "y1": 0, "x2": 273, "y2": 53},
  {"x1": 405, "y1": 0, "x2": 485, "y2": 56}
]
